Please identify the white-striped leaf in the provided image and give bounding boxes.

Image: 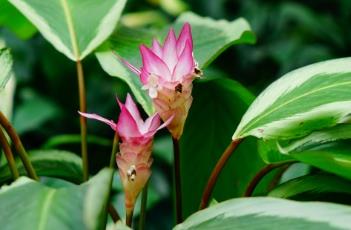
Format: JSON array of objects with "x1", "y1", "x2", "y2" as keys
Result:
[
  {"x1": 96, "y1": 12, "x2": 255, "y2": 115},
  {"x1": 0, "y1": 168, "x2": 113, "y2": 230},
  {"x1": 9, "y1": 0, "x2": 127, "y2": 61},
  {"x1": 0, "y1": 48, "x2": 13, "y2": 90},
  {"x1": 174, "y1": 197, "x2": 351, "y2": 230},
  {"x1": 233, "y1": 57, "x2": 351, "y2": 140}
]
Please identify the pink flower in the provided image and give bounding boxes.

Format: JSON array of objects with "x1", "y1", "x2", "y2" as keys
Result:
[
  {"x1": 120, "y1": 23, "x2": 201, "y2": 140},
  {"x1": 79, "y1": 94, "x2": 171, "y2": 215}
]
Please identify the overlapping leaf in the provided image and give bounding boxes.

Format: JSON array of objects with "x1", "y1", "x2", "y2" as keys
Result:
[
  {"x1": 233, "y1": 58, "x2": 351, "y2": 141},
  {"x1": 0, "y1": 168, "x2": 113, "y2": 230}
]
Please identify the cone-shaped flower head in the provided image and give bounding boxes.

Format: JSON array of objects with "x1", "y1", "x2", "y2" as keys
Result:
[
  {"x1": 79, "y1": 94, "x2": 171, "y2": 215},
  {"x1": 121, "y1": 23, "x2": 201, "y2": 140}
]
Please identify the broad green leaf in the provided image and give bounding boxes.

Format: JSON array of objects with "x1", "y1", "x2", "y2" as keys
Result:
[
  {"x1": 258, "y1": 139, "x2": 293, "y2": 163},
  {"x1": 0, "y1": 0, "x2": 37, "y2": 39},
  {"x1": 0, "y1": 168, "x2": 113, "y2": 230},
  {"x1": 13, "y1": 92, "x2": 61, "y2": 134},
  {"x1": 233, "y1": 58, "x2": 351, "y2": 140},
  {"x1": 9, "y1": 0, "x2": 127, "y2": 61},
  {"x1": 96, "y1": 12, "x2": 255, "y2": 115},
  {"x1": 0, "y1": 150, "x2": 83, "y2": 184},
  {"x1": 42, "y1": 134, "x2": 111, "y2": 149},
  {"x1": 180, "y1": 78, "x2": 272, "y2": 218},
  {"x1": 278, "y1": 124, "x2": 351, "y2": 153},
  {"x1": 175, "y1": 197, "x2": 351, "y2": 230},
  {"x1": 0, "y1": 73, "x2": 16, "y2": 120},
  {"x1": 289, "y1": 141, "x2": 351, "y2": 181},
  {"x1": 0, "y1": 48, "x2": 13, "y2": 89},
  {"x1": 269, "y1": 173, "x2": 351, "y2": 203}
]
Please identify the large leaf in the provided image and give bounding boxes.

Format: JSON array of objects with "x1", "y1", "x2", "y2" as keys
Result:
[
  {"x1": 0, "y1": 150, "x2": 83, "y2": 184},
  {"x1": 0, "y1": 168, "x2": 113, "y2": 230},
  {"x1": 180, "y1": 78, "x2": 272, "y2": 218},
  {"x1": 9, "y1": 0, "x2": 127, "y2": 61},
  {"x1": 233, "y1": 58, "x2": 351, "y2": 140},
  {"x1": 269, "y1": 173, "x2": 351, "y2": 204},
  {"x1": 0, "y1": 48, "x2": 13, "y2": 89},
  {"x1": 289, "y1": 141, "x2": 351, "y2": 181},
  {"x1": 96, "y1": 12, "x2": 255, "y2": 115},
  {"x1": 174, "y1": 197, "x2": 351, "y2": 230}
]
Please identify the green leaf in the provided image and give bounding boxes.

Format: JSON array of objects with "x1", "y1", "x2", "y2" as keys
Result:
[
  {"x1": 0, "y1": 74, "x2": 16, "y2": 120},
  {"x1": 0, "y1": 150, "x2": 83, "y2": 184},
  {"x1": 0, "y1": 0, "x2": 37, "y2": 39},
  {"x1": 233, "y1": 58, "x2": 351, "y2": 140},
  {"x1": 269, "y1": 173, "x2": 351, "y2": 203},
  {"x1": 42, "y1": 134, "x2": 111, "y2": 149},
  {"x1": 95, "y1": 12, "x2": 255, "y2": 115},
  {"x1": 174, "y1": 12, "x2": 256, "y2": 68},
  {"x1": 0, "y1": 48, "x2": 13, "y2": 90},
  {"x1": 289, "y1": 141, "x2": 351, "y2": 181},
  {"x1": 9, "y1": 0, "x2": 127, "y2": 61},
  {"x1": 175, "y1": 197, "x2": 351, "y2": 230},
  {"x1": 0, "y1": 168, "x2": 113, "y2": 230},
  {"x1": 180, "y1": 78, "x2": 272, "y2": 218}
]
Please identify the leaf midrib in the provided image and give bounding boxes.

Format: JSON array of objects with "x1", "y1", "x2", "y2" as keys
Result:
[
  {"x1": 239, "y1": 79, "x2": 351, "y2": 137},
  {"x1": 38, "y1": 189, "x2": 56, "y2": 230},
  {"x1": 59, "y1": 0, "x2": 79, "y2": 59}
]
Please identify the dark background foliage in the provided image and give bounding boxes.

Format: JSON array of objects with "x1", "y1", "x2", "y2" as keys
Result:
[{"x1": 1, "y1": 0, "x2": 351, "y2": 229}]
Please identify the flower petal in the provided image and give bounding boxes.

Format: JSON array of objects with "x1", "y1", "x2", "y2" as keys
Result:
[
  {"x1": 157, "y1": 113, "x2": 174, "y2": 131},
  {"x1": 113, "y1": 51, "x2": 141, "y2": 75},
  {"x1": 124, "y1": 94, "x2": 144, "y2": 128},
  {"x1": 142, "y1": 113, "x2": 161, "y2": 134},
  {"x1": 162, "y1": 28, "x2": 178, "y2": 72},
  {"x1": 176, "y1": 23, "x2": 193, "y2": 56},
  {"x1": 117, "y1": 103, "x2": 141, "y2": 138},
  {"x1": 78, "y1": 111, "x2": 117, "y2": 131},
  {"x1": 140, "y1": 45, "x2": 171, "y2": 80},
  {"x1": 151, "y1": 39, "x2": 163, "y2": 58},
  {"x1": 172, "y1": 40, "x2": 194, "y2": 81}
]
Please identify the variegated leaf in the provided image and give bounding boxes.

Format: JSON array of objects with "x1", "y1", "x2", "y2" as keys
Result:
[
  {"x1": 233, "y1": 57, "x2": 351, "y2": 140},
  {"x1": 9, "y1": 0, "x2": 127, "y2": 61},
  {"x1": 0, "y1": 48, "x2": 12, "y2": 90},
  {"x1": 175, "y1": 197, "x2": 351, "y2": 230}
]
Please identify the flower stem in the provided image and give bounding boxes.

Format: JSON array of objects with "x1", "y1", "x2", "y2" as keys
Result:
[
  {"x1": 244, "y1": 161, "x2": 296, "y2": 197},
  {"x1": 172, "y1": 137, "x2": 182, "y2": 223},
  {"x1": 199, "y1": 139, "x2": 242, "y2": 210},
  {"x1": 126, "y1": 207, "x2": 134, "y2": 227},
  {"x1": 76, "y1": 60, "x2": 89, "y2": 181},
  {"x1": 109, "y1": 131, "x2": 119, "y2": 169},
  {"x1": 0, "y1": 127, "x2": 19, "y2": 179},
  {"x1": 138, "y1": 183, "x2": 148, "y2": 230},
  {"x1": 108, "y1": 203, "x2": 120, "y2": 223},
  {"x1": 0, "y1": 112, "x2": 38, "y2": 180}
]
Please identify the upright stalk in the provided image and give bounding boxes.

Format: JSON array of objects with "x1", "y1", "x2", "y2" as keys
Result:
[
  {"x1": 109, "y1": 131, "x2": 119, "y2": 168},
  {"x1": 139, "y1": 183, "x2": 148, "y2": 230},
  {"x1": 199, "y1": 139, "x2": 242, "y2": 210},
  {"x1": 0, "y1": 112, "x2": 38, "y2": 180},
  {"x1": 126, "y1": 208, "x2": 134, "y2": 227},
  {"x1": 76, "y1": 60, "x2": 89, "y2": 181},
  {"x1": 0, "y1": 127, "x2": 19, "y2": 179},
  {"x1": 244, "y1": 161, "x2": 296, "y2": 197},
  {"x1": 172, "y1": 137, "x2": 182, "y2": 223}
]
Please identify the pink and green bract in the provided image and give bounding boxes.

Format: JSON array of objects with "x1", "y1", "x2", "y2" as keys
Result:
[
  {"x1": 79, "y1": 94, "x2": 171, "y2": 215},
  {"x1": 122, "y1": 23, "x2": 201, "y2": 140}
]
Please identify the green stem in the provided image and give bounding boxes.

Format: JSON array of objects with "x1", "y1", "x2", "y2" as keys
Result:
[
  {"x1": 199, "y1": 139, "x2": 242, "y2": 210},
  {"x1": 126, "y1": 208, "x2": 134, "y2": 227},
  {"x1": 244, "y1": 161, "x2": 296, "y2": 197},
  {"x1": 0, "y1": 112, "x2": 38, "y2": 180},
  {"x1": 139, "y1": 183, "x2": 148, "y2": 230},
  {"x1": 109, "y1": 131, "x2": 119, "y2": 169},
  {"x1": 76, "y1": 60, "x2": 89, "y2": 181},
  {"x1": 0, "y1": 127, "x2": 19, "y2": 179},
  {"x1": 172, "y1": 137, "x2": 182, "y2": 223}
]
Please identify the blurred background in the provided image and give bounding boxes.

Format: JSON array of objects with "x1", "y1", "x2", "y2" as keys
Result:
[{"x1": 1, "y1": 0, "x2": 351, "y2": 229}]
